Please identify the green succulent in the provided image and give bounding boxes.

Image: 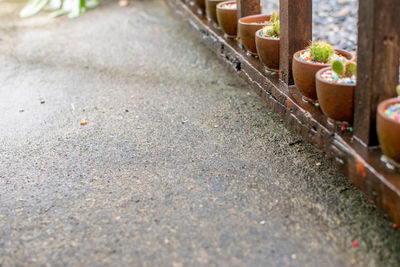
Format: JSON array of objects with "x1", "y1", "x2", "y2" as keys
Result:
[
  {"x1": 332, "y1": 60, "x2": 344, "y2": 76},
  {"x1": 262, "y1": 11, "x2": 280, "y2": 38},
  {"x1": 273, "y1": 21, "x2": 280, "y2": 36},
  {"x1": 332, "y1": 59, "x2": 357, "y2": 78},
  {"x1": 344, "y1": 61, "x2": 357, "y2": 77},
  {"x1": 270, "y1": 11, "x2": 279, "y2": 24},
  {"x1": 309, "y1": 41, "x2": 334, "y2": 63}
]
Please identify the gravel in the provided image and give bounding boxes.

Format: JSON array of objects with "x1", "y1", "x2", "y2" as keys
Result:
[{"x1": 262, "y1": 0, "x2": 358, "y2": 52}]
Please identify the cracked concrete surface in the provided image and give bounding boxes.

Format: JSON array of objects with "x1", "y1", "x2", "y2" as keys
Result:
[{"x1": 0, "y1": 0, "x2": 399, "y2": 266}]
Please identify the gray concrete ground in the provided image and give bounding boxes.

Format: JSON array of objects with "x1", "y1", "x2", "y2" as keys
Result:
[{"x1": 0, "y1": 0, "x2": 399, "y2": 266}]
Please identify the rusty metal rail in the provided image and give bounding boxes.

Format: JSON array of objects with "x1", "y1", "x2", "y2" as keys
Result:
[{"x1": 166, "y1": 0, "x2": 400, "y2": 223}]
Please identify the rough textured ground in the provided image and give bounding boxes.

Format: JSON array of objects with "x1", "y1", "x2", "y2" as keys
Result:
[{"x1": 0, "y1": 0, "x2": 399, "y2": 266}]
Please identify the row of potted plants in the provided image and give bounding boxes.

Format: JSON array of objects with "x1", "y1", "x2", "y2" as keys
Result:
[{"x1": 192, "y1": 0, "x2": 400, "y2": 167}]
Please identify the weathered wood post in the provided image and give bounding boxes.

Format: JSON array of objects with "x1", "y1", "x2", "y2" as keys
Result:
[
  {"x1": 353, "y1": 0, "x2": 400, "y2": 146},
  {"x1": 279, "y1": 0, "x2": 312, "y2": 85},
  {"x1": 237, "y1": 0, "x2": 261, "y2": 19}
]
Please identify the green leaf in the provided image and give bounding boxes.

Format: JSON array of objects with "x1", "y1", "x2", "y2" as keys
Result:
[
  {"x1": 44, "y1": 0, "x2": 62, "y2": 11},
  {"x1": 397, "y1": 85, "x2": 400, "y2": 97},
  {"x1": 20, "y1": 0, "x2": 49, "y2": 17}
]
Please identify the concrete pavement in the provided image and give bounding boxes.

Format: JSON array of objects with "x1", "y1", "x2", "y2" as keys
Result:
[{"x1": 0, "y1": 0, "x2": 399, "y2": 266}]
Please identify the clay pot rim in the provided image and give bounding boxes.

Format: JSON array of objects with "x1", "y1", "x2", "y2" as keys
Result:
[
  {"x1": 377, "y1": 97, "x2": 400, "y2": 125},
  {"x1": 238, "y1": 14, "x2": 271, "y2": 26},
  {"x1": 316, "y1": 67, "x2": 356, "y2": 87},
  {"x1": 293, "y1": 49, "x2": 354, "y2": 67},
  {"x1": 216, "y1": 0, "x2": 236, "y2": 10},
  {"x1": 255, "y1": 29, "x2": 280, "y2": 42}
]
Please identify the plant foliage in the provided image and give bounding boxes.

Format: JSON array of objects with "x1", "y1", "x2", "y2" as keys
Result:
[
  {"x1": 20, "y1": 0, "x2": 98, "y2": 18},
  {"x1": 309, "y1": 41, "x2": 334, "y2": 63},
  {"x1": 332, "y1": 59, "x2": 357, "y2": 78},
  {"x1": 262, "y1": 11, "x2": 280, "y2": 38}
]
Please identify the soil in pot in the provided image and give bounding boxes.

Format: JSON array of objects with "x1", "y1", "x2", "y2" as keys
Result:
[
  {"x1": 238, "y1": 14, "x2": 270, "y2": 56},
  {"x1": 216, "y1": 1, "x2": 237, "y2": 38},
  {"x1": 206, "y1": 0, "x2": 225, "y2": 27},
  {"x1": 316, "y1": 67, "x2": 356, "y2": 124},
  {"x1": 377, "y1": 98, "x2": 400, "y2": 165},
  {"x1": 255, "y1": 28, "x2": 280, "y2": 72},
  {"x1": 292, "y1": 49, "x2": 354, "y2": 103}
]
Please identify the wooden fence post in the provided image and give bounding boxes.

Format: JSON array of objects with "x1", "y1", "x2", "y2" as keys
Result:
[
  {"x1": 279, "y1": 0, "x2": 312, "y2": 85},
  {"x1": 237, "y1": 0, "x2": 261, "y2": 19},
  {"x1": 353, "y1": 0, "x2": 400, "y2": 146}
]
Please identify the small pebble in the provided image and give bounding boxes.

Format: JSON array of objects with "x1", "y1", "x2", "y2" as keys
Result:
[
  {"x1": 80, "y1": 120, "x2": 87, "y2": 126},
  {"x1": 118, "y1": 0, "x2": 129, "y2": 6},
  {"x1": 40, "y1": 100, "x2": 45, "y2": 104},
  {"x1": 298, "y1": 51, "x2": 348, "y2": 66},
  {"x1": 220, "y1": 2, "x2": 236, "y2": 9},
  {"x1": 321, "y1": 69, "x2": 356, "y2": 85},
  {"x1": 259, "y1": 31, "x2": 279, "y2": 40}
]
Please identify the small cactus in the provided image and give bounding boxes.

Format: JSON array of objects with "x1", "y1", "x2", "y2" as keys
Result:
[
  {"x1": 332, "y1": 59, "x2": 357, "y2": 78},
  {"x1": 397, "y1": 85, "x2": 400, "y2": 97},
  {"x1": 262, "y1": 11, "x2": 280, "y2": 37},
  {"x1": 270, "y1": 11, "x2": 279, "y2": 24},
  {"x1": 332, "y1": 60, "x2": 344, "y2": 76},
  {"x1": 344, "y1": 61, "x2": 357, "y2": 77},
  {"x1": 309, "y1": 41, "x2": 334, "y2": 63},
  {"x1": 273, "y1": 20, "x2": 280, "y2": 36}
]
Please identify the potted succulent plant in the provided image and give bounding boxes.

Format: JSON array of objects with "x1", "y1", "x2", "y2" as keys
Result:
[
  {"x1": 255, "y1": 11, "x2": 280, "y2": 72},
  {"x1": 238, "y1": 14, "x2": 271, "y2": 56},
  {"x1": 292, "y1": 41, "x2": 354, "y2": 103},
  {"x1": 216, "y1": 1, "x2": 237, "y2": 38},
  {"x1": 377, "y1": 85, "x2": 400, "y2": 165},
  {"x1": 206, "y1": 0, "x2": 226, "y2": 27},
  {"x1": 315, "y1": 59, "x2": 357, "y2": 124}
]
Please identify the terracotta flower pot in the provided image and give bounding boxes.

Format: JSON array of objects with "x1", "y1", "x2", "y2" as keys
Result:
[
  {"x1": 377, "y1": 98, "x2": 400, "y2": 163},
  {"x1": 292, "y1": 49, "x2": 354, "y2": 103},
  {"x1": 255, "y1": 29, "x2": 280, "y2": 72},
  {"x1": 315, "y1": 67, "x2": 355, "y2": 123},
  {"x1": 194, "y1": 0, "x2": 205, "y2": 10},
  {"x1": 206, "y1": 0, "x2": 225, "y2": 26},
  {"x1": 216, "y1": 1, "x2": 237, "y2": 38},
  {"x1": 238, "y1": 14, "x2": 270, "y2": 56}
]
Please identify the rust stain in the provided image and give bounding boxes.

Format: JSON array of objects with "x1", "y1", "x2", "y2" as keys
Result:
[
  {"x1": 287, "y1": 99, "x2": 292, "y2": 111},
  {"x1": 355, "y1": 157, "x2": 366, "y2": 179}
]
